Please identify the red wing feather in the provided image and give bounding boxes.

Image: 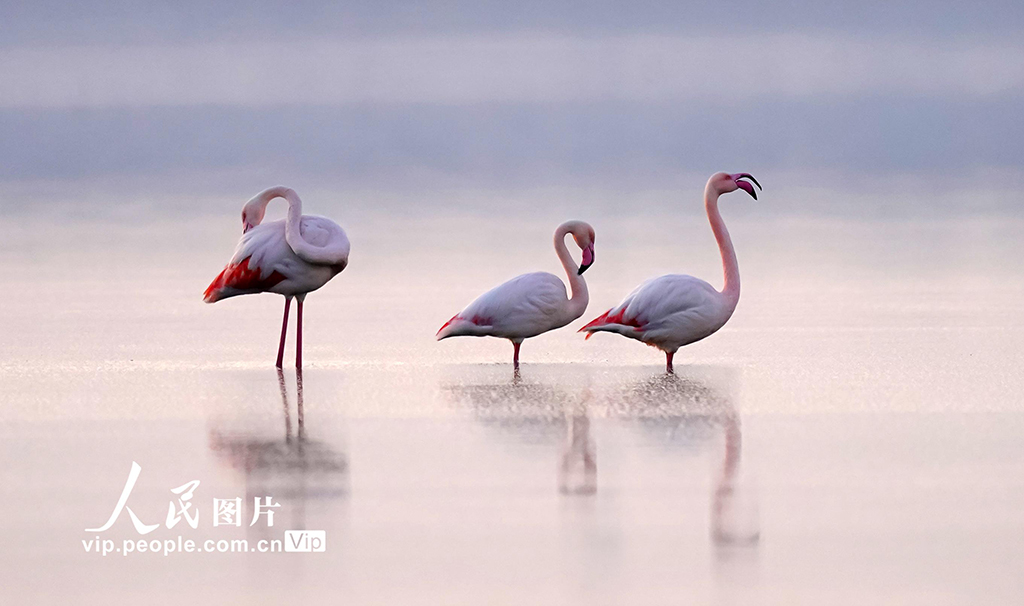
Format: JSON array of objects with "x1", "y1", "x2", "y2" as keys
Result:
[
  {"x1": 436, "y1": 314, "x2": 461, "y2": 336},
  {"x1": 579, "y1": 307, "x2": 644, "y2": 339},
  {"x1": 204, "y1": 256, "x2": 286, "y2": 302},
  {"x1": 436, "y1": 313, "x2": 491, "y2": 336}
]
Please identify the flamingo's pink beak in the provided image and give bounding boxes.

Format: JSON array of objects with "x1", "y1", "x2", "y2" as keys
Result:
[
  {"x1": 243, "y1": 223, "x2": 254, "y2": 234},
  {"x1": 730, "y1": 173, "x2": 761, "y2": 200},
  {"x1": 578, "y1": 245, "x2": 595, "y2": 275}
]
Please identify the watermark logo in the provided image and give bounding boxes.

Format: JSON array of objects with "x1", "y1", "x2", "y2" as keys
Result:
[
  {"x1": 85, "y1": 462, "x2": 281, "y2": 533},
  {"x1": 284, "y1": 530, "x2": 327, "y2": 552},
  {"x1": 82, "y1": 462, "x2": 323, "y2": 557}
]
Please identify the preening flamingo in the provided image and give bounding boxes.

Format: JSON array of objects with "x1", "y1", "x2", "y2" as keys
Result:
[
  {"x1": 204, "y1": 186, "x2": 350, "y2": 368},
  {"x1": 437, "y1": 220, "x2": 596, "y2": 370},
  {"x1": 580, "y1": 172, "x2": 761, "y2": 373}
]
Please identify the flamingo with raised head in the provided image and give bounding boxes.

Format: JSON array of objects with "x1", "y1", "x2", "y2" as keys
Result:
[
  {"x1": 580, "y1": 172, "x2": 761, "y2": 373},
  {"x1": 437, "y1": 220, "x2": 596, "y2": 371},
  {"x1": 204, "y1": 186, "x2": 350, "y2": 368}
]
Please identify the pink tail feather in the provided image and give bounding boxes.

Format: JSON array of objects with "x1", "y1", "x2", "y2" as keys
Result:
[
  {"x1": 204, "y1": 257, "x2": 285, "y2": 303},
  {"x1": 579, "y1": 307, "x2": 642, "y2": 338}
]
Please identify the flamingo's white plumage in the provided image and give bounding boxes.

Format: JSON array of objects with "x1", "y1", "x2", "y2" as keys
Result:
[
  {"x1": 580, "y1": 172, "x2": 761, "y2": 373},
  {"x1": 437, "y1": 220, "x2": 596, "y2": 370},
  {"x1": 204, "y1": 186, "x2": 350, "y2": 368}
]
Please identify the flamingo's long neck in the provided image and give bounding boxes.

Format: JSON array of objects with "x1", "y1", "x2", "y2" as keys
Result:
[
  {"x1": 279, "y1": 188, "x2": 305, "y2": 250},
  {"x1": 704, "y1": 182, "x2": 740, "y2": 308},
  {"x1": 554, "y1": 226, "x2": 589, "y2": 319},
  {"x1": 250, "y1": 187, "x2": 306, "y2": 256},
  {"x1": 247, "y1": 186, "x2": 347, "y2": 266},
  {"x1": 248, "y1": 186, "x2": 302, "y2": 230},
  {"x1": 250, "y1": 187, "x2": 303, "y2": 241}
]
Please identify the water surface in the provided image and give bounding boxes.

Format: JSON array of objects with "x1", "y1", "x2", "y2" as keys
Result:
[{"x1": 1, "y1": 201, "x2": 1023, "y2": 604}]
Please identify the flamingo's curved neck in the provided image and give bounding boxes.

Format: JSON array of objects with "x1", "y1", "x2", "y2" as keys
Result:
[
  {"x1": 248, "y1": 186, "x2": 302, "y2": 231},
  {"x1": 554, "y1": 225, "x2": 589, "y2": 318},
  {"x1": 704, "y1": 183, "x2": 740, "y2": 307},
  {"x1": 247, "y1": 187, "x2": 346, "y2": 266}
]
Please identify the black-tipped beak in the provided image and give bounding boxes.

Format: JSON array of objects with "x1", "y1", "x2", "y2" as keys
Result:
[
  {"x1": 737, "y1": 173, "x2": 761, "y2": 190},
  {"x1": 243, "y1": 223, "x2": 253, "y2": 234},
  {"x1": 732, "y1": 173, "x2": 761, "y2": 200},
  {"x1": 578, "y1": 245, "x2": 594, "y2": 275}
]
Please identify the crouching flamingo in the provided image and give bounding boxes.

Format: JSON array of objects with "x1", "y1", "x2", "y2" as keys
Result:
[
  {"x1": 204, "y1": 186, "x2": 350, "y2": 368},
  {"x1": 437, "y1": 220, "x2": 596, "y2": 371},
  {"x1": 580, "y1": 172, "x2": 761, "y2": 373}
]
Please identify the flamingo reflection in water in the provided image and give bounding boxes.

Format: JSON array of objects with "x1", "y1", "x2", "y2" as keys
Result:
[
  {"x1": 441, "y1": 366, "x2": 757, "y2": 543},
  {"x1": 441, "y1": 368, "x2": 597, "y2": 494},
  {"x1": 711, "y1": 410, "x2": 758, "y2": 546},
  {"x1": 208, "y1": 369, "x2": 348, "y2": 531},
  {"x1": 614, "y1": 371, "x2": 759, "y2": 545},
  {"x1": 559, "y1": 389, "x2": 596, "y2": 495},
  {"x1": 443, "y1": 372, "x2": 572, "y2": 441}
]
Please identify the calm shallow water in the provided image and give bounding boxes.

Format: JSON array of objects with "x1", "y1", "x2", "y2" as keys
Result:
[{"x1": 1, "y1": 205, "x2": 1023, "y2": 604}]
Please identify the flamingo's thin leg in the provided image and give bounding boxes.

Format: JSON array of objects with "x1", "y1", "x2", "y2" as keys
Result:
[
  {"x1": 666, "y1": 351, "x2": 675, "y2": 374},
  {"x1": 296, "y1": 298, "x2": 304, "y2": 369},
  {"x1": 277, "y1": 368, "x2": 292, "y2": 443},
  {"x1": 296, "y1": 368, "x2": 305, "y2": 445},
  {"x1": 276, "y1": 297, "x2": 292, "y2": 369},
  {"x1": 512, "y1": 341, "x2": 521, "y2": 371}
]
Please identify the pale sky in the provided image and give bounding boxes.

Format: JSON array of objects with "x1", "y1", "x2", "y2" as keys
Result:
[{"x1": 1, "y1": 1, "x2": 1022, "y2": 205}]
